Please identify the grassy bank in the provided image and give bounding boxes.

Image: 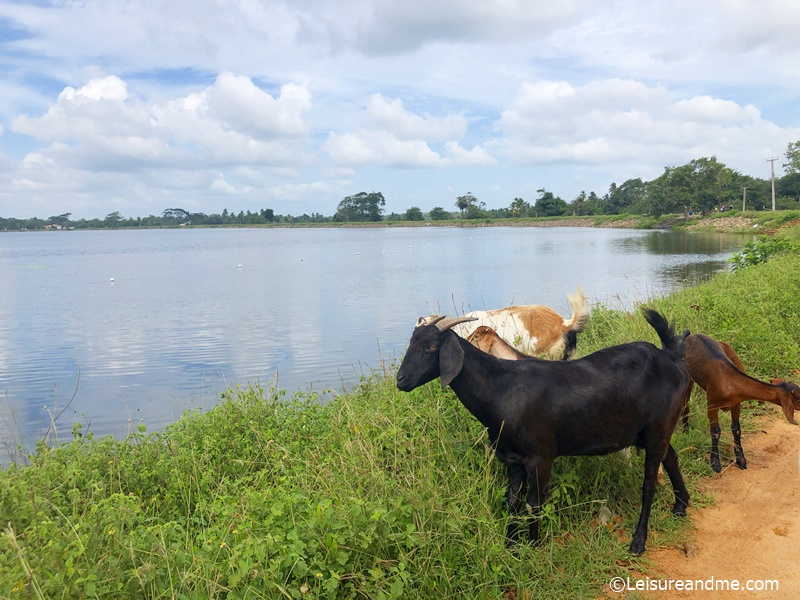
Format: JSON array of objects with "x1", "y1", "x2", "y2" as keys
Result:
[{"x1": 2, "y1": 237, "x2": 800, "y2": 599}]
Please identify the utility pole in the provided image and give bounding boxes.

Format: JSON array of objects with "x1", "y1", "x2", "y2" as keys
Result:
[
  {"x1": 742, "y1": 186, "x2": 747, "y2": 212},
  {"x1": 768, "y1": 157, "x2": 778, "y2": 210}
]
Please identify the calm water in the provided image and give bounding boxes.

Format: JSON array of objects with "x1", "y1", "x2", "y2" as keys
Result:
[{"x1": 0, "y1": 226, "x2": 749, "y2": 459}]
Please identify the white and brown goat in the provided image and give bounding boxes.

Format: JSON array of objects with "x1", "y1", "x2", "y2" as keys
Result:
[{"x1": 420, "y1": 288, "x2": 590, "y2": 360}]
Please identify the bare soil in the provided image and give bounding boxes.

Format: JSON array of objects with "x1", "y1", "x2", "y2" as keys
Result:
[{"x1": 646, "y1": 410, "x2": 800, "y2": 598}]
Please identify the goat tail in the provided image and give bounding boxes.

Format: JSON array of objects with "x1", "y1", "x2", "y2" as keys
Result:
[
  {"x1": 642, "y1": 308, "x2": 689, "y2": 361},
  {"x1": 564, "y1": 287, "x2": 591, "y2": 332}
]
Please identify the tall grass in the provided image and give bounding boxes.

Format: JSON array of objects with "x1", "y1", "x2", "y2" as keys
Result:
[{"x1": 2, "y1": 239, "x2": 800, "y2": 599}]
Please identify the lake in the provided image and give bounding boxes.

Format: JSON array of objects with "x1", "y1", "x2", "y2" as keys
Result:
[{"x1": 0, "y1": 226, "x2": 749, "y2": 460}]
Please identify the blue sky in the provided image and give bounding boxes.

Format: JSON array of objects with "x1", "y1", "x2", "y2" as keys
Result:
[{"x1": 1, "y1": 0, "x2": 799, "y2": 219}]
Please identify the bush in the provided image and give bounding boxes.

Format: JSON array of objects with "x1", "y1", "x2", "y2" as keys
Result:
[{"x1": 730, "y1": 235, "x2": 799, "y2": 270}]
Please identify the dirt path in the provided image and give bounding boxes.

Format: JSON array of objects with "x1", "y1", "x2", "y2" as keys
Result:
[{"x1": 645, "y1": 411, "x2": 800, "y2": 598}]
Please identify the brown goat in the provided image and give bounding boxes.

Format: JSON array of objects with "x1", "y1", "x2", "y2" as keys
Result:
[
  {"x1": 681, "y1": 334, "x2": 800, "y2": 472},
  {"x1": 466, "y1": 325, "x2": 529, "y2": 360}
]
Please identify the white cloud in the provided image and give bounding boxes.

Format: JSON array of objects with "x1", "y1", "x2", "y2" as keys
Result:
[
  {"x1": 444, "y1": 141, "x2": 495, "y2": 166},
  {"x1": 210, "y1": 174, "x2": 236, "y2": 194},
  {"x1": 270, "y1": 180, "x2": 348, "y2": 200},
  {"x1": 11, "y1": 74, "x2": 314, "y2": 173},
  {"x1": 366, "y1": 94, "x2": 467, "y2": 141},
  {"x1": 670, "y1": 96, "x2": 760, "y2": 124},
  {"x1": 205, "y1": 73, "x2": 311, "y2": 139},
  {"x1": 323, "y1": 130, "x2": 445, "y2": 168},
  {"x1": 493, "y1": 79, "x2": 794, "y2": 175},
  {"x1": 350, "y1": 0, "x2": 583, "y2": 53},
  {"x1": 322, "y1": 94, "x2": 491, "y2": 168},
  {"x1": 713, "y1": 0, "x2": 800, "y2": 54}
]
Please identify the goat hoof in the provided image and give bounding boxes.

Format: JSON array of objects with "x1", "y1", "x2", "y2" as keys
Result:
[
  {"x1": 672, "y1": 506, "x2": 687, "y2": 517},
  {"x1": 628, "y1": 540, "x2": 646, "y2": 556},
  {"x1": 710, "y1": 459, "x2": 721, "y2": 473},
  {"x1": 736, "y1": 458, "x2": 747, "y2": 470}
]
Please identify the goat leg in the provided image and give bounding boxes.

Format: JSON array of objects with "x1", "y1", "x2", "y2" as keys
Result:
[
  {"x1": 661, "y1": 444, "x2": 689, "y2": 516},
  {"x1": 680, "y1": 380, "x2": 694, "y2": 433},
  {"x1": 629, "y1": 450, "x2": 662, "y2": 555},
  {"x1": 731, "y1": 404, "x2": 746, "y2": 469},
  {"x1": 709, "y1": 409, "x2": 722, "y2": 473},
  {"x1": 504, "y1": 463, "x2": 527, "y2": 545},
  {"x1": 523, "y1": 457, "x2": 553, "y2": 545}
]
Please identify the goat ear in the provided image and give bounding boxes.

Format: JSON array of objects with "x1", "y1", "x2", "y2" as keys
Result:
[
  {"x1": 780, "y1": 395, "x2": 798, "y2": 425},
  {"x1": 771, "y1": 379, "x2": 799, "y2": 424},
  {"x1": 439, "y1": 333, "x2": 464, "y2": 389}
]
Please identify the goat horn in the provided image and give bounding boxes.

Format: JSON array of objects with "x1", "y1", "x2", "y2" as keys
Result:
[
  {"x1": 417, "y1": 315, "x2": 445, "y2": 327},
  {"x1": 434, "y1": 315, "x2": 478, "y2": 332}
]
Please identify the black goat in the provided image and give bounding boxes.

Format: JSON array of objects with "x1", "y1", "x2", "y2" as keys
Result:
[{"x1": 396, "y1": 309, "x2": 690, "y2": 555}]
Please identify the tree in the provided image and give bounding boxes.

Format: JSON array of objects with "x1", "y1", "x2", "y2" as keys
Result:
[
  {"x1": 778, "y1": 172, "x2": 800, "y2": 201},
  {"x1": 568, "y1": 191, "x2": 593, "y2": 216},
  {"x1": 784, "y1": 140, "x2": 800, "y2": 175},
  {"x1": 333, "y1": 192, "x2": 386, "y2": 222},
  {"x1": 533, "y1": 189, "x2": 567, "y2": 217},
  {"x1": 586, "y1": 191, "x2": 603, "y2": 214},
  {"x1": 731, "y1": 173, "x2": 770, "y2": 211},
  {"x1": 163, "y1": 208, "x2": 190, "y2": 223},
  {"x1": 509, "y1": 197, "x2": 531, "y2": 217},
  {"x1": 647, "y1": 167, "x2": 692, "y2": 216},
  {"x1": 404, "y1": 206, "x2": 424, "y2": 221},
  {"x1": 643, "y1": 157, "x2": 738, "y2": 216},
  {"x1": 466, "y1": 202, "x2": 487, "y2": 219},
  {"x1": 188, "y1": 212, "x2": 208, "y2": 225},
  {"x1": 455, "y1": 193, "x2": 487, "y2": 219},
  {"x1": 47, "y1": 212, "x2": 72, "y2": 226},
  {"x1": 429, "y1": 206, "x2": 449, "y2": 220},
  {"x1": 606, "y1": 178, "x2": 647, "y2": 214},
  {"x1": 104, "y1": 211, "x2": 123, "y2": 227},
  {"x1": 455, "y1": 193, "x2": 477, "y2": 215}
]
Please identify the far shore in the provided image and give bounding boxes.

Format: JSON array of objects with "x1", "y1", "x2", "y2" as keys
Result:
[
  {"x1": 6, "y1": 211, "x2": 789, "y2": 234},
  {"x1": 219, "y1": 213, "x2": 764, "y2": 233}
]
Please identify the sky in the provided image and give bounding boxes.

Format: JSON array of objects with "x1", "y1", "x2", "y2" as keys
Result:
[{"x1": 1, "y1": 0, "x2": 799, "y2": 220}]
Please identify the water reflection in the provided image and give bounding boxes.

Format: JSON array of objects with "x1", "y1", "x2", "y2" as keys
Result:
[{"x1": 613, "y1": 230, "x2": 747, "y2": 255}]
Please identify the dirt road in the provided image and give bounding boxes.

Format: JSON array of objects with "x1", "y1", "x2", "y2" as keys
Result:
[{"x1": 646, "y1": 411, "x2": 800, "y2": 598}]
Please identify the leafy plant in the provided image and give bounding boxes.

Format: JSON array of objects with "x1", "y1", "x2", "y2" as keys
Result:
[{"x1": 730, "y1": 235, "x2": 798, "y2": 270}]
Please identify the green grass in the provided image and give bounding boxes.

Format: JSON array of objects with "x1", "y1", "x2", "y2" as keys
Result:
[{"x1": 3, "y1": 230, "x2": 800, "y2": 599}]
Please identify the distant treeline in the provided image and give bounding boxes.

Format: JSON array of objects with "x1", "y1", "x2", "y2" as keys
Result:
[
  {"x1": 0, "y1": 207, "x2": 320, "y2": 231},
  {"x1": 3, "y1": 154, "x2": 800, "y2": 231}
]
